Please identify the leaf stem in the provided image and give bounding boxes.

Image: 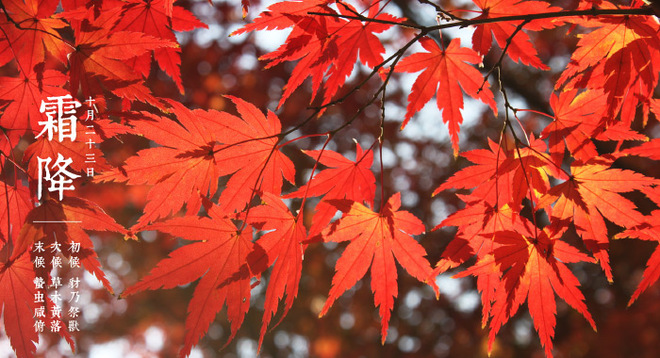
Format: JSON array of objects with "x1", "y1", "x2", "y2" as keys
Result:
[{"x1": 278, "y1": 133, "x2": 329, "y2": 149}]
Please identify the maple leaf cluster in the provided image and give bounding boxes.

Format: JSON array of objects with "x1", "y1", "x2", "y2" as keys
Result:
[{"x1": 1, "y1": 0, "x2": 660, "y2": 357}]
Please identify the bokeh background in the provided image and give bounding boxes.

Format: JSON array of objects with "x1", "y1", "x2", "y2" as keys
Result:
[{"x1": 2, "y1": 0, "x2": 660, "y2": 357}]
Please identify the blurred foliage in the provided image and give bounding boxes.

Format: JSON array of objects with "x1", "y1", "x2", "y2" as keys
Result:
[{"x1": 8, "y1": 0, "x2": 660, "y2": 357}]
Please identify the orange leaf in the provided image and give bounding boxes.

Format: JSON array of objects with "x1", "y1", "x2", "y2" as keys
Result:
[
  {"x1": 123, "y1": 204, "x2": 253, "y2": 357},
  {"x1": 247, "y1": 193, "x2": 307, "y2": 350},
  {"x1": 396, "y1": 38, "x2": 496, "y2": 155},
  {"x1": 471, "y1": 0, "x2": 561, "y2": 69},
  {"x1": 459, "y1": 227, "x2": 595, "y2": 358},
  {"x1": 212, "y1": 96, "x2": 295, "y2": 213},
  {"x1": 538, "y1": 158, "x2": 658, "y2": 280},
  {"x1": 557, "y1": 6, "x2": 660, "y2": 121},
  {"x1": 319, "y1": 193, "x2": 438, "y2": 343},
  {"x1": 96, "y1": 101, "x2": 222, "y2": 228},
  {"x1": 284, "y1": 143, "x2": 375, "y2": 236}
]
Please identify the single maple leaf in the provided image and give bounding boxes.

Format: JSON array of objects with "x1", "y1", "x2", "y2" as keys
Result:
[
  {"x1": 540, "y1": 89, "x2": 647, "y2": 169},
  {"x1": 433, "y1": 139, "x2": 515, "y2": 203},
  {"x1": 319, "y1": 193, "x2": 439, "y2": 343},
  {"x1": 538, "y1": 157, "x2": 659, "y2": 280},
  {"x1": 0, "y1": 69, "x2": 67, "y2": 137},
  {"x1": 0, "y1": 0, "x2": 69, "y2": 70},
  {"x1": 284, "y1": 143, "x2": 375, "y2": 236},
  {"x1": 593, "y1": 121, "x2": 648, "y2": 143},
  {"x1": 471, "y1": 0, "x2": 561, "y2": 69},
  {"x1": 456, "y1": 227, "x2": 595, "y2": 358},
  {"x1": 246, "y1": 192, "x2": 306, "y2": 349},
  {"x1": 255, "y1": 5, "x2": 341, "y2": 109},
  {"x1": 540, "y1": 89, "x2": 605, "y2": 166},
  {"x1": 122, "y1": 203, "x2": 254, "y2": 357},
  {"x1": 619, "y1": 138, "x2": 660, "y2": 160},
  {"x1": 96, "y1": 101, "x2": 222, "y2": 228},
  {"x1": 396, "y1": 38, "x2": 497, "y2": 155},
  {"x1": 112, "y1": 0, "x2": 207, "y2": 93},
  {"x1": 0, "y1": 247, "x2": 38, "y2": 358},
  {"x1": 212, "y1": 96, "x2": 295, "y2": 213}
]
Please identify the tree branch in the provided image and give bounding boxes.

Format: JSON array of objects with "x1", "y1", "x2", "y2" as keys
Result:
[{"x1": 310, "y1": 7, "x2": 654, "y2": 33}]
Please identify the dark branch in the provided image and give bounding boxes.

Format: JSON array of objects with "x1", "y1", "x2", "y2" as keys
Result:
[{"x1": 310, "y1": 7, "x2": 654, "y2": 33}]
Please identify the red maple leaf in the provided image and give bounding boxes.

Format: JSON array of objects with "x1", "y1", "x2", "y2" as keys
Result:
[
  {"x1": 396, "y1": 38, "x2": 497, "y2": 155},
  {"x1": 232, "y1": 0, "x2": 332, "y2": 35},
  {"x1": 284, "y1": 143, "x2": 375, "y2": 236},
  {"x1": 235, "y1": 1, "x2": 398, "y2": 109},
  {"x1": 456, "y1": 226, "x2": 596, "y2": 357},
  {"x1": 212, "y1": 96, "x2": 295, "y2": 213},
  {"x1": 471, "y1": 0, "x2": 561, "y2": 69},
  {"x1": 540, "y1": 89, "x2": 605, "y2": 166},
  {"x1": 538, "y1": 157, "x2": 659, "y2": 280},
  {"x1": 557, "y1": 3, "x2": 660, "y2": 120},
  {"x1": 0, "y1": 69, "x2": 67, "y2": 136},
  {"x1": 96, "y1": 101, "x2": 223, "y2": 228},
  {"x1": 111, "y1": 0, "x2": 207, "y2": 93},
  {"x1": 0, "y1": 248, "x2": 38, "y2": 358},
  {"x1": 251, "y1": 3, "x2": 341, "y2": 108},
  {"x1": 321, "y1": 3, "x2": 399, "y2": 107},
  {"x1": 433, "y1": 137, "x2": 560, "y2": 211},
  {"x1": 541, "y1": 89, "x2": 647, "y2": 168},
  {"x1": 435, "y1": 201, "x2": 528, "y2": 326},
  {"x1": 0, "y1": 0, "x2": 69, "y2": 70},
  {"x1": 65, "y1": 8, "x2": 176, "y2": 104},
  {"x1": 619, "y1": 137, "x2": 660, "y2": 160},
  {"x1": 433, "y1": 139, "x2": 515, "y2": 205},
  {"x1": 319, "y1": 193, "x2": 439, "y2": 343},
  {"x1": 122, "y1": 203, "x2": 254, "y2": 357},
  {"x1": 246, "y1": 193, "x2": 307, "y2": 349}
]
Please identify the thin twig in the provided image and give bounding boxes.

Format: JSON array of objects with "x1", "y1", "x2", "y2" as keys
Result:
[
  {"x1": 378, "y1": 67, "x2": 388, "y2": 212},
  {"x1": 478, "y1": 18, "x2": 530, "y2": 94},
  {"x1": 496, "y1": 67, "x2": 540, "y2": 237},
  {"x1": 312, "y1": 7, "x2": 653, "y2": 32},
  {"x1": 308, "y1": 11, "x2": 421, "y2": 29},
  {"x1": 418, "y1": 0, "x2": 466, "y2": 22},
  {"x1": 297, "y1": 134, "x2": 333, "y2": 221}
]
